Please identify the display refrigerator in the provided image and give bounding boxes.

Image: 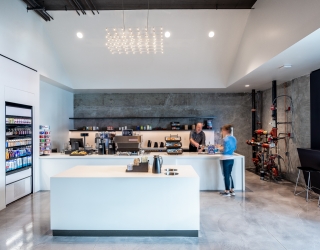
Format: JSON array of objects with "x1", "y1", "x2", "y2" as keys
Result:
[
  {"x1": 5, "y1": 102, "x2": 33, "y2": 205},
  {"x1": 39, "y1": 125, "x2": 51, "y2": 156}
]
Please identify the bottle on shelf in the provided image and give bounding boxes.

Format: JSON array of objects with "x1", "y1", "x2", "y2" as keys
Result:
[{"x1": 6, "y1": 149, "x2": 9, "y2": 160}]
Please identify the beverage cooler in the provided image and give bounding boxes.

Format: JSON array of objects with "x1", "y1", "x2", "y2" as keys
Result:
[
  {"x1": 39, "y1": 125, "x2": 51, "y2": 156},
  {"x1": 5, "y1": 102, "x2": 33, "y2": 205}
]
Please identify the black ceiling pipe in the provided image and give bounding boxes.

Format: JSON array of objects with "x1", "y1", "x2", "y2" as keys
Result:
[
  {"x1": 252, "y1": 89, "x2": 256, "y2": 158},
  {"x1": 272, "y1": 80, "x2": 277, "y2": 128}
]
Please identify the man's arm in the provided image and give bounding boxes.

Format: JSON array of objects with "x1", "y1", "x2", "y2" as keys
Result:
[{"x1": 190, "y1": 138, "x2": 199, "y2": 148}]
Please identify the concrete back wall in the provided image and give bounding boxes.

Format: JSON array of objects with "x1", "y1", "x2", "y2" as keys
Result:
[
  {"x1": 74, "y1": 93, "x2": 252, "y2": 166},
  {"x1": 261, "y1": 75, "x2": 311, "y2": 183}
]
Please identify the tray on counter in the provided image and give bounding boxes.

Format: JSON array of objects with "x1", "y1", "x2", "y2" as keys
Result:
[
  {"x1": 167, "y1": 148, "x2": 183, "y2": 155},
  {"x1": 69, "y1": 151, "x2": 87, "y2": 156},
  {"x1": 126, "y1": 162, "x2": 149, "y2": 172},
  {"x1": 165, "y1": 142, "x2": 182, "y2": 149},
  {"x1": 165, "y1": 135, "x2": 181, "y2": 142}
]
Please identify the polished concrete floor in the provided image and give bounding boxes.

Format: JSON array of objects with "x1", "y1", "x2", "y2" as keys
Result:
[{"x1": 1, "y1": 170, "x2": 320, "y2": 250}]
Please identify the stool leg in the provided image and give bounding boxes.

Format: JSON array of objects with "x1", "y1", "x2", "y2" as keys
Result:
[
  {"x1": 294, "y1": 170, "x2": 300, "y2": 195},
  {"x1": 306, "y1": 172, "x2": 311, "y2": 202}
]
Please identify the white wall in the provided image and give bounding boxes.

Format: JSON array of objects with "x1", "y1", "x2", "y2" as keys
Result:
[
  {"x1": 0, "y1": 0, "x2": 71, "y2": 88},
  {"x1": 40, "y1": 82, "x2": 74, "y2": 152},
  {"x1": 0, "y1": 56, "x2": 39, "y2": 211},
  {"x1": 228, "y1": 0, "x2": 320, "y2": 86},
  {"x1": 0, "y1": 0, "x2": 74, "y2": 211}
]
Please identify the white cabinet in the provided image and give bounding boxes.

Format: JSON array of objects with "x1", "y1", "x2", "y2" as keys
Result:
[{"x1": 6, "y1": 177, "x2": 31, "y2": 205}]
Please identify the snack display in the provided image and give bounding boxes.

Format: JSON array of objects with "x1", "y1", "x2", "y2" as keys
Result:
[
  {"x1": 133, "y1": 158, "x2": 140, "y2": 165},
  {"x1": 70, "y1": 150, "x2": 87, "y2": 156},
  {"x1": 165, "y1": 142, "x2": 182, "y2": 149},
  {"x1": 167, "y1": 148, "x2": 183, "y2": 155},
  {"x1": 165, "y1": 135, "x2": 183, "y2": 154},
  {"x1": 164, "y1": 136, "x2": 181, "y2": 142}
]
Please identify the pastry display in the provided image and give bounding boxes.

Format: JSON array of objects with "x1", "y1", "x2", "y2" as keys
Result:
[{"x1": 71, "y1": 150, "x2": 87, "y2": 155}]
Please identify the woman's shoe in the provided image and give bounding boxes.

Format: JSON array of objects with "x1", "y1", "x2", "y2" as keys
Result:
[{"x1": 219, "y1": 191, "x2": 231, "y2": 197}]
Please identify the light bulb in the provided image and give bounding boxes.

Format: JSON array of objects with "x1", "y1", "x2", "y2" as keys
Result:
[{"x1": 77, "y1": 32, "x2": 83, "y2": 38}]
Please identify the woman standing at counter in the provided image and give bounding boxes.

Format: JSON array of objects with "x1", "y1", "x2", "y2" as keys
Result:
[
  {"x1": 218, "y1": 124, "x2": 237, "y2": 197},
  {"x1": 189, "y1": 123, "x2": 206, "y2": 152}
]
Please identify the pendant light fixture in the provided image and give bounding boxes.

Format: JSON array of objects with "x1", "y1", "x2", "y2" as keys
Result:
[{"x1": 105, "y1": 0, "x2": 164, "y2": 55}]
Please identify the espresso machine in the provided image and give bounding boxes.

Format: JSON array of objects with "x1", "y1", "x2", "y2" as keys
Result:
[{"x1": 114, "y1": 135, "x2": 142, "y2": 155}]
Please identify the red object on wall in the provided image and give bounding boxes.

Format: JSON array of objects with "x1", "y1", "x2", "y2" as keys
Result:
[
  {"x1": 255, "y1": 129, "x2": 268, "y2": 135},
  {"x1": 262, "y1": 143, "x2": 270, "y2": 148},
  {"x1": 270, "y1": 127, "x2": 278, "y2": 138}
]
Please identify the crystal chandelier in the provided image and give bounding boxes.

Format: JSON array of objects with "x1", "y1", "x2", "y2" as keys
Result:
[{"x1": 105, "y1": 27, "x2": 164, "y2": 54}]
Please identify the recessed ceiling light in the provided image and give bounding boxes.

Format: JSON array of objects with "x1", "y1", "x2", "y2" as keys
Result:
[
  {"x1": 165, "y1": 31, "x2": 170, "y2": 38},
  {"x1": 245, "y1": 85, "x2": 250, "y2": 87},
  {"x1": 279, "y1": 64, "x2": 292, "y2": 69},
  {"x1": 77, "y1": 32, "x2": 83, "y2": 38},
  {"x1": 209, "y1": 31, "x2": 215, "y2": 38}
]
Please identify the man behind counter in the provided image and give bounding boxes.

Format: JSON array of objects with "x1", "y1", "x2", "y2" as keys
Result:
[{"x1": 189, "y1": 122, "x2": 206, "y2": 152}]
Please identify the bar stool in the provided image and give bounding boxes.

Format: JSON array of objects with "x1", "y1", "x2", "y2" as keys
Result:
[{"x1": 294, "y1": 166, "x2": 317, "y2": 202}]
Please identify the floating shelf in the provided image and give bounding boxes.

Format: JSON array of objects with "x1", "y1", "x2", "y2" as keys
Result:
[
  {"x1": 69, "y1": 129, "x2": 214, "y2": 132},
  {"x1": 69, "y1": 116, "x2": 215, "y2": 120}
]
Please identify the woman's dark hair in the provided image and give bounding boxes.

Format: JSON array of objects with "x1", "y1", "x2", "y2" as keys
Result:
[{"x1": 221, "y1": 124, "x2": 233, "y2": 134}]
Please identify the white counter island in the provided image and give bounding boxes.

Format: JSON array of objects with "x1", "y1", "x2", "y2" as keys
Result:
[
  {"x1": 51, "y1": 165, "x2": 199, "y2": 237},
  {"x1": 41, "y1": 152, "x2": 245, "y2": 191}
]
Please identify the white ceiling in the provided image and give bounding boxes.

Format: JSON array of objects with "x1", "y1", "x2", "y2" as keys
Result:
[
  {"x1": 45, "y1": 10, "x2": 250, "y2": 91},
  {"x1": 43, "y1": 4, "x2": 320, "y2": 93},
  {"x1": 228, "y1": 27, "x2": 320, "y2": 92}
]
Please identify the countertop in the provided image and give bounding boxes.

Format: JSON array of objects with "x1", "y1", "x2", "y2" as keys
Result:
[
  {"x1": 40, "y1": 152, "x2": 244, "y2": 159},
  {"x1": 52, "y1": 165, "x2": 198, "y2": 178}
]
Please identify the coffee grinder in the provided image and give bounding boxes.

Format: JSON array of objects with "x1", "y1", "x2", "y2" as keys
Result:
[{"x1": 80, "y1": 133, "x2": 89, "y2": 149}]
